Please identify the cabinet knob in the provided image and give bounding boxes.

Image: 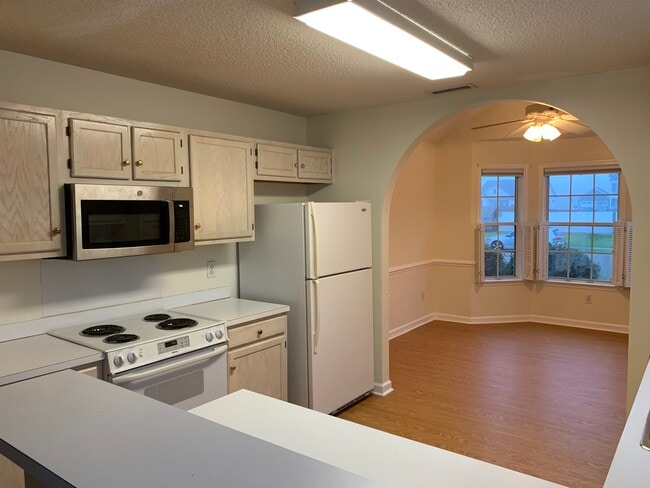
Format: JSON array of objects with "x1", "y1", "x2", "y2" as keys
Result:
[
  {"x1": 257, "y1": 329, "x2": 263, "y2": 335},
  {"x1": 294, "y1": 162, "x2": 298, "y2": 168},
  {"x1": 195, "y1": 223, "x2": 202, "y2": 230},
  {"x1": 123, "y1": 159, "x2": 132, "y2": 166},
  {"x1": 135, "y1": 160, "x2": 144, "y2": 167},
  {"x1": 230, "y1": 365, "x2": 237, "y2": 371},
  {"x1": 52, "y1": 227, "x2": 62, "y2": 235},
  {"x1": 300, "y1": 164, "x2": 305, "y2": 169}
]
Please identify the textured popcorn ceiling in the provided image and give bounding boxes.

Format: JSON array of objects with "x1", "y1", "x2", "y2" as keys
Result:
[{"x1": 0, "y1": 0, "x2": 648, "y2": 116}]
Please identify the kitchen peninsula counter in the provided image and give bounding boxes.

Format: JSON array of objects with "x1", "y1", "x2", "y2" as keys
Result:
[
  {"x1": 191, "y1": 390, "x2": 565, "y2": 488},
  {"x1": 0, "y1": 370, "x2": 378, "y2": 488},
  {"x1": 0, "y1": 335, "x2": 103, "y2": 387}
]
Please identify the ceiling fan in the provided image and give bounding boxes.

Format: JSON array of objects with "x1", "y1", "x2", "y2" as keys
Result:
[{"x1": 471, "y1": 104, "x2": 592, "y2": 142}]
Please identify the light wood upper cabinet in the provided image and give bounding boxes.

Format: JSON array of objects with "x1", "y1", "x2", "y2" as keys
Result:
[
  {"x1": 189, "y1": 134, "x2": 254, "y2": 243},
  {"x1": 256, "y1": 143, "x2": 298, "y2": 178},
  {"x1": 0, "y1": 105, "x2": 64, "y2": 260},
  {"x1": 69, "y1": 118, "x2": 131, "y2": 179},
  {"x1": 253, "y1": 141, "x2": 332, "y2": 184},
  {"x1": 67, "y1": 115, "x2": 186, "y2": 183},
  {"x1": 228, "y1": 315, "x2": 288, "y2": 401},
  {"x1": 298, "y1": 149, "x2": 332, "y2": 181},
  {"x1": 132, "y1": 127, "x2": 183, "y2": 182}
]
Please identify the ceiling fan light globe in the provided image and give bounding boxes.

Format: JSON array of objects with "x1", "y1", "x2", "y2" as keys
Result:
[
  {"x1": 541, "y1": 123, "x2": 561, "y2": 141},
  {"x1": 523, "y1": 125, "x2": 543, "y2": 142}
]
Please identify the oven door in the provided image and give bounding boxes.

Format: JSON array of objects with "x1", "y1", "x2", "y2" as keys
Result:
[{"x1": 110, "y1": 344, "x2": 227, "y2": 411}]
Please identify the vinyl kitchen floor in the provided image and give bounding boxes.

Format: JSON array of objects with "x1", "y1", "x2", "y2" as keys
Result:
[{"x1": 338, "y1": 321, "x2": 628, "y2": 488}]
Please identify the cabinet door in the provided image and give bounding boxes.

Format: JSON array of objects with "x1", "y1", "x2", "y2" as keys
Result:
[
  {"x1": 228, "y1": 335, "x2": 287, "y2": 401},
  {"x1": 69, "y1": 118, "x2": 131, "y2": 179},
  {"x1": 256, "y1": 143, "x2": 297, "y2": 179},
  {"x1": 298, "y1": 149, "x2": 332, "y2": 181},
  {"x1": 189, "y1": 135, "x2": 254, "y2": 242},
  {"x1": 0, "y1": 108, "x2": 64, "y2": 258},
  {"x1": 132, "y1": 127, "x2": 184, "y2": 182}
]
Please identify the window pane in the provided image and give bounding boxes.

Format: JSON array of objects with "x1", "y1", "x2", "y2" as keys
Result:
[
  {"x1": 569, "y1": 226, "x2": 592, "y2": 253},
  {"x1": 485, "y1": 225, "x2": 515, "y2": 250},
  {"x1": 592, "y1": 254, "x2": 613, "y2": 281},
  {"x1": 571, "y1": 174, "x2": 594, "y2": 195},
  {"x1": 481, "y1": 176, "x2": 497, "y2": 197},
  {"x1": 498, "y1": 176, "x2": 516, "y2": 197},
  {"x1": 498, "y1": 197, "x2": 516, "y2": 222},
  {"x1": 568, "y1": 252, "x2": 592, "y2": 279},
  {"x1": 499, "y1": 252, "x2": 516, "y2": 277},
  {"x1": 549, "y1": 226, "x2": 567, "y2": 249},
  {"x1": 595, "y1": 173, "x2": 619, "y2": 195},
  {"x1": 594, "y1": 196, "x2": 617, "y2": 222},
  {"x1": 548, "y1": 175, "x2": 570, "y2": 195},
  {"x1": 593, "y1": 226, "x2": 613, "y2": 253},
  {"x1": 571, "y1": 197, "x2": 594, "y2": 223},
  {"x1": 481, "y1": 197, "x2": 498, "y2": 223},
  {"x1": 549, "y1": 251, "x2": 568, "y2": 278},
  {"x1": 484, "y1": 252, "x2": 498, "y2": 277},
  {"x1": 549, "y1": 196, "x2": 570, "y2": 222}
]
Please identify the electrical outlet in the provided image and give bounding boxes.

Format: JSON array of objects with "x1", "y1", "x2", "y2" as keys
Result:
[
  {"x1": 585, "y1": 294, "x2": 592, "y2": 305},
  {"x1": 206, "y1": 260, "x2": 216, "y2": 279}
]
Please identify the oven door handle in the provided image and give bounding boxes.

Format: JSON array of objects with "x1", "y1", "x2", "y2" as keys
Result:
[{"x1": 111, "y1": 344, "x2": 227, "y2": 385}]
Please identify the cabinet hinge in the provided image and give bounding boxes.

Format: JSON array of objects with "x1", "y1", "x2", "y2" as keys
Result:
[
  {"x1": 254, "y1": 148, "x2": 258, "y2": 156},
  {"x1": 252, "y1": 223, "x2": 255, "y2": 231},
  {"x1": 180, "y1": 139, "x2": 183, "y2": 148},
  {"x1": 255, "y1": 161, "x2": 258, "y2": 169},
  {"x1": 65, "y1": 126, "x2": 70, "y2": 137},
  {"x1": 181, "y1": 166, "x2": 184, "y2": 175},
  {"x1": 67, "y1": 158, "x2": 71, "y2": 169}
]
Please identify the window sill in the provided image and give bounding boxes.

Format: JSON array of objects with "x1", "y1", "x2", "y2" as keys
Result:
[
  {"x1": 540, "y1": 279, "x2": 620, "y2": 289},
  {"x1": 481, "y1": 278, "x2": 524, "y2": 285}
]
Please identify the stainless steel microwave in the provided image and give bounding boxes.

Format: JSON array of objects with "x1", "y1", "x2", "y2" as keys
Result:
[{"x1": 65, "y1": 184, "x2": 194, "y2": 260}]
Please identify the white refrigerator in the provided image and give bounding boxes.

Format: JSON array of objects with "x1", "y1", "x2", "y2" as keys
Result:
[{"x1": 239, "y1": 202, "x2": 374, "y2": 414}]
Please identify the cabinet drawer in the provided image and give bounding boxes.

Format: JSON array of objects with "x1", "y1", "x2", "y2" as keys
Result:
[{"x1": 228, "y1": 315, "x2": 287, "y2": 349}]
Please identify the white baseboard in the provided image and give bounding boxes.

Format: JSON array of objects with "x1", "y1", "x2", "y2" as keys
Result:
[
  {"x1": 389, "y1": 313, "x2": 435, "y2": 340},
  {"x1": 390, "y1": 312, "x2": 628, "y2": 338},
  {"x1": 372, "y1": 380, "x2": 394, "y2": 397}
]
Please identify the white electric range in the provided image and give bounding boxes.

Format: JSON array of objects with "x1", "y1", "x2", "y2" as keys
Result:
[{"x1": 49, "y1": 311, "x2": 228, "y2": 410}]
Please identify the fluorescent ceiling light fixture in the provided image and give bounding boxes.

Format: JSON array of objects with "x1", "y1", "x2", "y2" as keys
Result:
[
  {"x1": 523, "y1": 123, "x2": 561, "y2": 142},
  {"x1": 294, "y1": 0, "x2": 472, "y2": 80}
]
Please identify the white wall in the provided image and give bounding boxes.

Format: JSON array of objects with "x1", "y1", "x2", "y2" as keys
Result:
[
  {"x1": 0, "y1": 50, "x2": 309, "y2": 327},
  {"x1": 306, "y1": 66, "x2": 650, "y2": 406}
]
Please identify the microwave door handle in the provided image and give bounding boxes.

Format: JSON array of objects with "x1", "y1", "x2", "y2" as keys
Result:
[
  {"x1": 111, "y1": 345, "x2": 227, "y2": 385},
  {"x1": 168, "y1": 200, "x2": 175, "y2": 245}
]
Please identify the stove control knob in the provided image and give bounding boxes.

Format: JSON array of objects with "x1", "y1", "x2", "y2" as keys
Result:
[
  {"x1": 205, "y1": 331, "x2": 214, "y2": 342},
  {"x1": 215, "y1": 329, "x2": 224, "y2": 340},
  {"x1": 127, "y1": 352, "x2": 138, "y2": 364},
  {"x1": 114, "y1": 354, "x2": 124, "y2": 367}
]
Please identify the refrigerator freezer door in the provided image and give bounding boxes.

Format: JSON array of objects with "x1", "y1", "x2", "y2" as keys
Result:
[
  {"x1": 307, "y1": 268, "x2": 374, "y2": 414},
  {"x1": 305, "y1": 202, "x2": 372, "y2": 279}
]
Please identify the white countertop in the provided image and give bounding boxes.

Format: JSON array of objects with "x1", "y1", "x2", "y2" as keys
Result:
[
  {"x1": 191, "y1": 390, "x2": 566, "y2": 488},
  {"x1": 604, "y1": 358, "x2": 650, "y2": 486},
  {"x1": 172, "y1": 297, "x2": 289, "y2": 328},
  {"x1": 0, "y1": 335, "x2": 103, "y2": 386},
  {"x1": 0, "y1": 370, "x2": 381, "y2": 488}
]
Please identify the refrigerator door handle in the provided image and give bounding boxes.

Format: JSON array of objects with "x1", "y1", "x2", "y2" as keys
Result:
[
  {"x1": 309, "y1": 202, "x2": 319, "y2": 279},
  {"x1": 313, "y1": 279, "x2": 320, "y2": 355}
]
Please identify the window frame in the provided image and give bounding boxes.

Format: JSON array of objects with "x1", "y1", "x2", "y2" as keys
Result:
[
  {"x1": 477, "y1": 165, "x2": 527, "y2": 282},
  {"x1": 540, "y1": 161, "x2": 626, "y2": 286}
]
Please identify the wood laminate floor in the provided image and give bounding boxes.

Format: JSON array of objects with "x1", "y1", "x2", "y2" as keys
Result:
[{"x1": 338, "y1": 321, "x2": 628, "y2": 488}]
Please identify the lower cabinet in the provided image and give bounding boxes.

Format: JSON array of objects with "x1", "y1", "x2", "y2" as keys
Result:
[{"x1": 227, "y1": 315, "x2": 287, "y2": 401}]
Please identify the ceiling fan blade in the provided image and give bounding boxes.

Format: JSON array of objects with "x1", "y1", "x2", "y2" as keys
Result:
[
  {"x1": 554, "y1": 119, "x2": 593, "y2": 135},
  {"x1": 503, "y1": 123, "x2": 533, "y2": 139},
  {"x1": 471, "y1": 119, "x2": 526, "y2": 130}
]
